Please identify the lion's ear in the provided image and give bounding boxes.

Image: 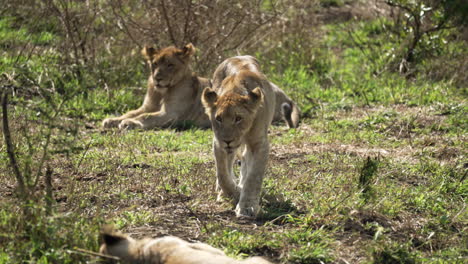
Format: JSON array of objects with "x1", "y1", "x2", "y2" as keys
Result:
[
  {"x1": 202, "y1": 87, "x2": 218, "y2": 109},
  {"x1": 248, "y1": 87, "x2": 263, "y2": 109},
  {"x1": 100, "y1": 225, "x2": 129, "y2": 246},
  {"x1": 141, "y1": 46, "x2": 157, "y2": 60},
  {"x1": 102, "y1": 232, "x2": 127, "y2": 246},
  {"x1": 180, "y1": 43, "x2": 196, "y2": 58}
]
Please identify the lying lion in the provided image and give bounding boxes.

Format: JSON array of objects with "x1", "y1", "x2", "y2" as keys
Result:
[
  {"x1": 102, "y1": 43, "x2": 211, "y2": 130},
  {"x1": 99, "y1": 227, "x2": 273, "y2": 264},
  {"x1": 202, "y1": 55, "x2": 291, "y2": 219}
]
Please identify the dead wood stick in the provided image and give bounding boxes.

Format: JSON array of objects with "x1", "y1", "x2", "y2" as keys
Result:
[{"x1": 69, "y1": 247, "x2": 121, "y2": 261}]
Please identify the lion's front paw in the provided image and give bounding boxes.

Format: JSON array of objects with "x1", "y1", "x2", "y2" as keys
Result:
[
  {"x1": 118, "y1": 119, "x2": 144, "y2": 130},
  {"x1": 102, "y1": 118, "x2": 122, "y2": 128},
  {"x1": 235, "y1": 203, "x2": 260, "y2": 220}
]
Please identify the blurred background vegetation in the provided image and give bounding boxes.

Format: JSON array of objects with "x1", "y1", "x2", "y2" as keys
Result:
[
  {"x1": 0, "y1": 0, "x2": 466, "y2": 263},
  {"x1": 1, "y1": 0, "x2": 466, "y2": 117}
]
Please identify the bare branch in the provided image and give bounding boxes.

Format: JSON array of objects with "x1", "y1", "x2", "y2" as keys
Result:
[
  {"x1": 1, "y1": 90, "x2": 26, "y2": 196},
  {"x1": 160, "y1": 0, "x2": 178, "y2": 46},
  {"x1": 223, "y1": 14, "x2": 277, "y2": 52},
  {"x1": 69, "y1": 247, "x2": 120, "y2": 261},
  {"x1": 32, "y1": 98, "x2": 66, "y2": 188},
  {"x1": 182, "y1": 0, "x2": 193, "y2": 44},
  {"x1": 45, "y1": 165, "x2": 53, "y2": 216},
  {"x1": 110, "y1": 0, "x2": 142, "y2": 49}
]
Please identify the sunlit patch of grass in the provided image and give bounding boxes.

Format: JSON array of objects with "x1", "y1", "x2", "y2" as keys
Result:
[
  {"x1": 207, "y1": 225, "x2": 333, "y2": 263},
  {"x1": 285, "y1": 228, "x2": 334, "y2": 263},
  {"x1": 372, "y1": 241, "x2": 419, "y2": 264},
  {"x1": 1, "y1": 7, "x2": 467, "y2": 263},
  {"x1": 207, "y1": 228, "x2": 281, "y2": 257},
  {"x1": 0, "y1": 204, "x2": 102, "y2": 263}
]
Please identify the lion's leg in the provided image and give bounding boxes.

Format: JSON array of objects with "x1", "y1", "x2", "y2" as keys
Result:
[
  {"x1": 239, "y1": 146, "x2": 249, "y2": 188},
  {"x1": 119, "y1": 111, "x2": 177, "y2": 130},
  {"x1": 216, "y1": 154, "x2": 237, "y2": 201},
  {"x1": 213, "y1": 140, "x2": 240, "y2": 202},
  {"x1": 236, "y1": 141, "x2": 269, "y2": 219},
  {"x1": 102, "y1": 107, "x2": 147, "y2": 128}
]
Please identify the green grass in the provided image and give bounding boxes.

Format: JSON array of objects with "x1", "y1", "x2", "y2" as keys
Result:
[
  {"x1": 1, "y1": 5, "x2": 467, "y2": 264},
  {"x1": 265, "y1": 18, "x2": 466, "y2": 119},
  {"x1": 1, "y1": 101, "x2": 466, "y2": 263},
  {"x1": 0, "y1": 17, "x2": 57, "y2": 46}
]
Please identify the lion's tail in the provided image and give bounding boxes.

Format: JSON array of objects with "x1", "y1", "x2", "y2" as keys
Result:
[{"x1": 281, "y1": 101, "x2": 300, "y2": 129}]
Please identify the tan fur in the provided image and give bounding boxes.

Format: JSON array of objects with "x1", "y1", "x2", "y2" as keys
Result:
[
  {"x1": 272, "y1": 87, "x2": 301, "y2": 129},
  {"x1": 202, "y1": 56, "x2": 277, "y2": 219},
  {"x1": 210, "y1": 57, "x2": 300, "y2": 129},
  {"x1": 102, "y1": 43, "x2": 211, "y2": 130},
  {"x1": 99, "y1": 227, "x2": 274, "y2": 264}
]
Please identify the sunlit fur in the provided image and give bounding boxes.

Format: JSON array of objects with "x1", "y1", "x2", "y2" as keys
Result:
[
  {"x1": 102, "y1": 43, "x2": 211, "y2": 130},
  {"x1": 99, "y1": 226, "x2": 273, "y2": 264},
  {"x1": 202, "y1": 56, "x2": 276, "y2": 219}
]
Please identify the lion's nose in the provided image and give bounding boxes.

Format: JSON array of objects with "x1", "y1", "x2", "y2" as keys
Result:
[{"x1": 224, "y1": 140, "x2": 233, "y2": 146}]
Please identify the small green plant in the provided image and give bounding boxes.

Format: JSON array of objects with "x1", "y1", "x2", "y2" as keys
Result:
[
  {"x1": 372, "y1": 242, "x2": 418, "y2": 264},
  {"x1": 208, "y1": 228, "x2": 281, "y2": 257},
  {"x1": 358, "y1": 157, "x2": 380, "y2": 202},
  {"x1": 286, "y1": 228, "x2": 333, "y2": 263}
]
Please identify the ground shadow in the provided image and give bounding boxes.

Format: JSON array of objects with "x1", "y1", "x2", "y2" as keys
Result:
[{"x1": 256, "y1": 195, "x2": 301, "y2": 224}]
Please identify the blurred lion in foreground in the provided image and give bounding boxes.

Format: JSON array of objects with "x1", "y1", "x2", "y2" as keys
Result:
[{"x1": 99, "y1": 226, "x2": 273, "y2": 264}]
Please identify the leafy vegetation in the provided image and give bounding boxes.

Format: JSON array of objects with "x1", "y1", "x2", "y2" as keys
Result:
[{"x1": 0, "y1": 0, "x2": 466, "y2": 263}]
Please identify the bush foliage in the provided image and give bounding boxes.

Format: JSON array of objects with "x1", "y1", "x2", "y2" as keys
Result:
[{"x1": 0, "y1": 0, "x2": 466, "y2": 263}]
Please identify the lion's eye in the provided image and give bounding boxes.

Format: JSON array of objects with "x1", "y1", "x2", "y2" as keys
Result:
[
  {"x1": 167, "y1": 63, "x2": 174, "y2": 68},
  {"x1": 235, "y1": 116, "x2": 242, "y2": 123},
  {"x1": 215, "y1": 116, "x2": 222, "y2": 123}
]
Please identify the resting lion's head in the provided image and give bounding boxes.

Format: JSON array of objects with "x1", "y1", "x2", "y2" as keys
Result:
[
  {"x1": 142, "y1": 43, "x2": 195, "y2": 89},
  {"x1": 99, "y1": 225, "x2": 138, "y2": 263},
  {"x1": 202, "y1": 73, "x2": 264, "y2": 153}
]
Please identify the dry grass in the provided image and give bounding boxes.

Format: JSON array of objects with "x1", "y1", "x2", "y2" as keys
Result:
[{"x1": 2, "y1": 104, "x2": 465, "y2": 263}]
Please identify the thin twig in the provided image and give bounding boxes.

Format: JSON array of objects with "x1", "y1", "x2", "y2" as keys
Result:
[
  {"x1": 451, "y1": 201, "x2": 466, "y2": 222},
  {"x1": 75, "y1": 139, "x2": 94, "y2": 170},
  {"x1": 69, "y1": 247, "x2": 120, "y2": 261},
  {"x1": 111, "y1": 0, "x2": 142, "y2": 49},
  {"x1": 32, "y1": 98, "x2": 66, "y2": 187},
  {"x1": 223, "y1": 13, "x2": 278, "y2": 52},
  {"x1": 267, "y1": 213, "x2": 290, "y2": 225},
  {"x1": 182, "y1": 0, "x2": 192, "y2": 44},
  {"x1": 215, "y1": 14, "x2": 247, "y2": 50},
  {"x1": 182, "y1": 202, "x2": 210, "y2": 234},
  {"x1": 160, "y1": 0, "x2": 178, "y2": 46},
  {"x1": 2, "y1": 91, "x2": 26, "y2": 196},
  {"x1": 45, "y1": 165, "x2": 53, "y2": 216}
]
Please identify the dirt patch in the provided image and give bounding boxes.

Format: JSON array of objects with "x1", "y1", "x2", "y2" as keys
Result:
[
  {"x1": 271, "y1": 104, "x2": 464, "y2": 166},
  {"x1": 274, "y1": 142, "x2": 390, "y2": 158},
  {"x1": 271, "y1": 141, "x2": 414, "y2": 166},
  {"x1": 433, "y1": 146, "x2": 462, "y2": 160}
]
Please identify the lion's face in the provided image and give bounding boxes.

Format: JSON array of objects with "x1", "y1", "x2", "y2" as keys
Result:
[
  {"x1": 202, "y1": 86, "x2": 263, "y2": 153},
  {"x1": 142, "y1": 44, "x2": 195, "y2": 89}
]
